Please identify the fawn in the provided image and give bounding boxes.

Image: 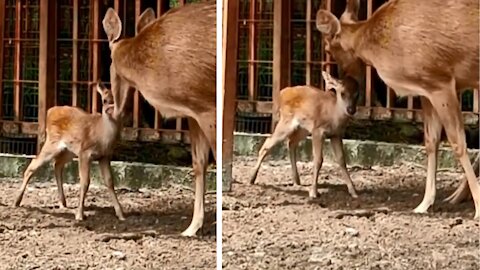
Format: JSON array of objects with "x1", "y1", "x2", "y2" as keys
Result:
[
  {"x1": 250, "y1": 71, "x2": 359, "y2": 199},
  {"x1": 14, "y1": 82, "x2": 125, "y2": 221}
]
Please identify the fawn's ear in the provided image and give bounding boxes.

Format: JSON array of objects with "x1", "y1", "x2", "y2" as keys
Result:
[
  {"x1": 103, "y1": 8, "x2": 122, "y2": 43},
  {"x1": 316, "y1": 10, "x2": 341, "y2": 36},
  {"x1": 322, "y1": 71, "x2": 340, "y2": 90},
  {"x1": 96, "y1": 81, "x2": 106, "y2": 96},
  {"x1": 136, "y1": 8, "x2": 156, "y2": 35}
]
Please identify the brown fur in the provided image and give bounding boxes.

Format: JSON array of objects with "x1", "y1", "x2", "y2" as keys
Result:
[
  {"x1": 250, "y1": 73, "x2": 359, "y2": 199},
  {"x1": 316, "y1": 0, "x2": 480, "y2": 218},
  {"x1": 103, "y1": 2, "x2": 216, "y2": 236},
  {"x1": 14, "y1": 84, "x2": 125, "y2": 221}
]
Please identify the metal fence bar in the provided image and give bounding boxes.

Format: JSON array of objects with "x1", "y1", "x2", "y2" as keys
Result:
[
  {"x1": 0, "y1": 0, "x2": 4, "y2": 119},
  {"x1": 305, "y1": 0, "x2": 311, "y2": 85},
  {"x1": 13, "y1": 0, "x2": 21, "y2": 121},
  {"x1": 133, "y1": 0, "x2": 141, "y2": 130},
  {"x1": 91, "y1": 0, "x2": 99, "y2": 113},
  {"x1": 474, "y1": 89, "x2": 479, "y2": 114},
  {"x1": 248, "y1": 0, "x2": 256, "y2": 101},
  {"x1": 72, "y1": 0, "x2": 79, "y2": 106}
]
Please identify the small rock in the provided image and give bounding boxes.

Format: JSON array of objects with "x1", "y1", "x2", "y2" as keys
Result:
[
  {"x1": 449, "y1": 218, "x2": 463, "y2": 228},
  {"x1": 227, "y1": 251, "x2": 234, "y2": 256},
  {"x1": 112, "y1": 251, "x2": 126, "y2": 260},
  {"x1": 253, "y1": 251, "x2": 265, "y2": 258},
  {"x1": 345, "y1": 227, "x2": 359, "y2": 237}
]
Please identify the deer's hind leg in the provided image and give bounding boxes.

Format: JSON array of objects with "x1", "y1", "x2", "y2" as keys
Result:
[
  {"x1": 250, "y1": 118, "x2": 298, "y2": 185},
  {"x1": 413, "y1": 97, "x2": 443, "y2": 214},
  {"x1": 444, "y1": 153, "x2": 478, "y2": 204},
  {"x1": 14, "y1": 140, "x2": 63, "y2": 207},
  {"x1": 427, "y1": 81, "x2": 480, "y2": 219},
  {"x1": 53, "y1": 151, "x2": 74, "y2": 208},
  {"x1": 287, "y1": 128, "x2": 309, "y2": 185}
]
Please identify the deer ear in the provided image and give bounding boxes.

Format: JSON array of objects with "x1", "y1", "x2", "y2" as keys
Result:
[
  {"x1": 340, "y1": 0, "x2": 360, "y2": 23},
  {"x1": 316, "y1": 10, "x2": 341, "y2": 36},
  {"x1": 136, "y1": 8, "x2": 156, "y2": 35},
  {"x1": 96, "y1": 82, "x2": 105, "y2": 96},
  {"x1": 103, "y1": 8, "x2": 122, "y2": 43},
  {"x1": 322, "y1": 71, "x2": 339, "y2": 90}
]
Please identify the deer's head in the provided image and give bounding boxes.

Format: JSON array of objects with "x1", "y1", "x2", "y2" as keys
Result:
[
  {"x1": 101, "y1": 7, "x2": 156, "y2": 119},
  {"x1": 316, "y1": 0, "x2": 364, "y2": 79},
  {"x1": 96, "y1": 81, "x2": 115, "y2": 118},
  {"x1": 322, "y1": 71, "x2": 359, "y2": 116}
]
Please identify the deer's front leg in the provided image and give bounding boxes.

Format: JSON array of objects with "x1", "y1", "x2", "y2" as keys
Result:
[{"x1": 181, "y1": 118, "x2": 210, "y2": 237}]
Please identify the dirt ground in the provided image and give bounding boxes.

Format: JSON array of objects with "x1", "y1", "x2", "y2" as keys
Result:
[
  {"x1": 0, "y1": 179, "x2": 216, "y2": 270},
  {"x1": 223, "y1": 157, "x2": 480, "y2": 270}
]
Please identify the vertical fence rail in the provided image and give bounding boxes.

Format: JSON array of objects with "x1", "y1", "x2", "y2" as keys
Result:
[
  {"x1": 223, "y1": 0, "x2": 239, "y2": 190},
  {"x1": 474, "y1": 89, "x2": 479, "y2": 114},
  {"x1": 271, "y1": 0, "x2": 290, "y2": 129},
  {"x1": 38, "y1": 0, "x2": 56, "y2": 152},
  {"x1": 0, "y1": 0, "x2": 4, "y2": 119},
  {"x1": 13, "y1": 0, "x2": 21, "y2": 121},
  {"x1": 364, "y1": 0, "x2": 372, "y2": 109},
  {"x1": 247, "y1": 0, "x2": 256, "y2": 101},
  {"x1": 305, "y1": 0, "x2": 311, "y2": 85},
  {"x1": 91, "y1": 0, "x2": 99, "y2": 113},
  {"x1": 72, "y1": 0, "x2": 79, "y2": 107},
  {"x1": 133, "y1": 0, "x2": 141, "y2": 131},
  {"x1": 154, "y1": 0, "x2": 170, "y2": 130}
]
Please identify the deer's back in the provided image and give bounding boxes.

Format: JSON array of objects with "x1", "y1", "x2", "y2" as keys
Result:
[
  {"x1": 360, "y1": 0, "x2": 479, "y2": 88},
  {"x1": 46, "y1": 106, "x2": 101, "y2": 142},
  {"x1": 112, "y1": 2, "x2": 216, "y2": 116},
  {"x1": 280, "y1": 86, "x2": 337, "y2": 122}
]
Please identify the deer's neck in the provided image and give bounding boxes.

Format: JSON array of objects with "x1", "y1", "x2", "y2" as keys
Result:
[
  {"x1": 99, "y1": 113, "x2": 119, "y2": 145},
  {"x1": 339, "y1": 22, "x2": 371, "y2": 65}
]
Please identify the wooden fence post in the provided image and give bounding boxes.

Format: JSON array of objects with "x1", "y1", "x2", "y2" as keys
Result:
[
  {"x1": 272, "y1": 0, "x2": 290, "y2": 130},
  {"x1": 223, "y1": 0, "x2": 239, "y2": 191},
  {"x1": 38, "y1": 0, "x2": 56, "y2": 153}
]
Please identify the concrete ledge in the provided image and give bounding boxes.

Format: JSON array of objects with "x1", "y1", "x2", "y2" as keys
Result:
[
  {"x1": 0, "y1": 154, "x2": 216, "y2": 191},
  {"x1": 234, "y1": 133, "x2": 479, "y2": 169}
]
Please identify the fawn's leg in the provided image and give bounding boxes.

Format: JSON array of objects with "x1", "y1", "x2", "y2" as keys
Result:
[
  {"x1": 75, "y1": 155, "x2": 91, "y2": 221},
  {"x1": 14, "y1": 141, "x2": 60, "y2": 207},
  {"x1": 330, "y1": 136, "x2": 358, "y2": 198},
  {"x1": 250, "y1": 119, "x2": 296, "y2": 184},
  {"x1": 287, "y1": 129, "x2": 309, "y2": 185},
  {"x1": 53, "y1": 151, "x2": 74, "y2": 208},
  {"x1": 309, "y1": 129, "x2": 325, "y2": 198},
  {"x1": 99, "y1": 157, "x2": 125, "y2": 220}
]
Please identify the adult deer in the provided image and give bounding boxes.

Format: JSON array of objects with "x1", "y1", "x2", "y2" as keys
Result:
[
  {"x1": 316, "y1": 0, "x2": 480, "y2": 218},
  {"x1": 102, "y1": 2, "x2": 216, "y2": 236}
]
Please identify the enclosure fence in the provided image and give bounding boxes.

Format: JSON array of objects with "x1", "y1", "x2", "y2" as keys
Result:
[{"x1": 0, "y1": 0, "x2": 205, "y2": 155}]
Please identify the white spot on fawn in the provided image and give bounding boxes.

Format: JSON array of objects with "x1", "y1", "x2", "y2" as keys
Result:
[{"x1": 57, "y1": 141, "x2": 68, "y2": 150}]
